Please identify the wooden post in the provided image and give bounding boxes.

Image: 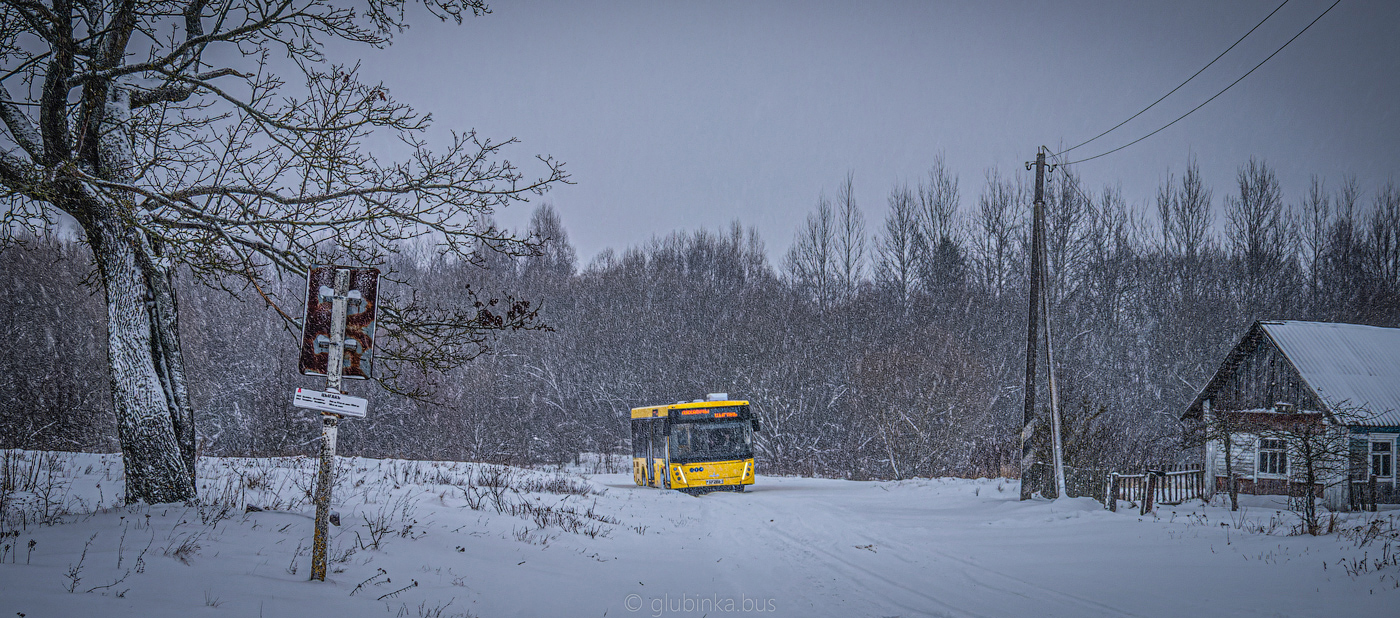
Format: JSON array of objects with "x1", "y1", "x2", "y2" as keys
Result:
[
  {"x1": 1369, "y1": 475, "x2": 1379, "y2": 513},
  {"x1": 1141, "y1": 472, "x2": 1159, "y2": 516},
  {"x1": 310, "y1": 268, "x2": 349, "y2": 582},
  {"x1": 1108, "y1": 473, "x2": 1119, "y2": 512}
]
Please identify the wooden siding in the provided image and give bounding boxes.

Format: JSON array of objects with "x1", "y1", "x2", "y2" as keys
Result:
[
  {"x1": 1210, "y1": 432, "x2": 1260, "y2": 481},
  {"x1": 1208, "y1": 330, "x2": 1325, "y2": 413},
  {"x1": 1208, "y1": 430, "x2": 1336, "y2": 499}
]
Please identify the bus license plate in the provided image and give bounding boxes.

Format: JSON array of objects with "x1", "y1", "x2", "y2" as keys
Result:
[{"x1": 706, "y1": 479, "x2": 724, "y2": 485}]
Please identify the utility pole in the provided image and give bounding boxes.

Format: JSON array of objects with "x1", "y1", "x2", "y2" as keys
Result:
[
  {"x1": 310, "y1": 268, "x2": 349, "y2": 582},
  {"x1": 1021, "y1": 151, "x2": 1044, "y2": 501},
  {"x1": 1021, "y1": 148, "x2": 1068, "y2": 500}
]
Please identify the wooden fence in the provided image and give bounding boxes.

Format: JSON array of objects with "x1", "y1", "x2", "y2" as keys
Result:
[{"x1": 1107, "y1": 468, "x2": 1205, "y2": 513}]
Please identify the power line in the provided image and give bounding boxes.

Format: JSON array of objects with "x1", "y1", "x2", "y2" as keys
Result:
[
  {"x1": 1040, "y1": 147, "x2": 1103, "y2": 223},
  {"x1": 1054, "y1": 0, "x2": 1291, "y2": 158},
  {"x1": 1064, "y1": 0, "x2": 1343, "y2": 166},
  {"x1": 1052, "y1": 154, "x2": 1097, "y2": 212}
]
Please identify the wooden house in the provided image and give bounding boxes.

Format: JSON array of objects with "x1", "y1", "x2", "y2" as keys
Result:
[{"x1": 1182, "y1": 321, "x2": 1400, "y2": 510}]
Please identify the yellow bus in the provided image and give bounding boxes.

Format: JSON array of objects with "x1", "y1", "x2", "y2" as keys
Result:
[{"x1": 631, "y1": 394, "x2": 759, "y2": 494}]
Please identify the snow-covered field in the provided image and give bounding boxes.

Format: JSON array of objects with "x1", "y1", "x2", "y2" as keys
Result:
[{"x1": 2, "y1": 451, "x2": 1398, "y2": 617}]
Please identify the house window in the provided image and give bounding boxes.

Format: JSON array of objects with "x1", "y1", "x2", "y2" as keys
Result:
[
  {"x1": 1258, "y1": 438, "x2": 1288, "y2": 476},
  {"x1": 1373, "y1": 441, "x2": 1394, "y2": 480}
]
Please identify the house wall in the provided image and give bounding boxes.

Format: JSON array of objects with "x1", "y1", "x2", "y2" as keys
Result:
[
  {"x1": 1351, "y1": 428, "x2": 1400, "y2": 505},
  {"x1": 1207, "y1": 431, "x2": 1331, "y2": 501},
  {"x1": 1209, "y1": 431, "x2": 1262, "y2": 490}
]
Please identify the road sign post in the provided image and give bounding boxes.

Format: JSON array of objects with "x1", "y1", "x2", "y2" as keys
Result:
[
  {"x1": 297, "y1": 265, "x2": 378, "y2": 582},
  {"x1": 309, "y1": 268, "x2": 348, "y2": 582}
]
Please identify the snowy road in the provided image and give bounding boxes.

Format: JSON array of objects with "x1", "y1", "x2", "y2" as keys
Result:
[
  {"x1": 2, "y1": 454, "x2": 1397, "y2": 618},
  {"x1": 581, "y1": 475, "x2": 1394, "y2": 618}
]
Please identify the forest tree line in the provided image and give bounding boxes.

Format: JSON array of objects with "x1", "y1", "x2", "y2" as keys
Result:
[{"x1": 3, "y1": 156, "x2": 1398, "y2": 480}]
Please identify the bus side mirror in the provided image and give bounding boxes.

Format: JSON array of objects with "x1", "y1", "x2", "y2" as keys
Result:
[{"x1": 751, "y1": 418, "x2": 761, "y2": 432}]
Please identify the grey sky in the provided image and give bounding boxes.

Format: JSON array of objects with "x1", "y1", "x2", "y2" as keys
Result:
[{"x1": 349, "y1": 0, "x2": 1399, "y2": 263}]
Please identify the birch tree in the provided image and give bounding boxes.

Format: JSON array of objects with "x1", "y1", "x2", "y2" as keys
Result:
[{"x1": 0, "y1": 0, "x2": 566, "y2": 503}]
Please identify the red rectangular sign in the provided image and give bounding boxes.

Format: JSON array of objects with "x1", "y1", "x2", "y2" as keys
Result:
[{"x1": 299, "y1": 266, "x2": 380, "y2": 379}]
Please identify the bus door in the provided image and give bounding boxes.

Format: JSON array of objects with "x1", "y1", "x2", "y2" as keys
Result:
[
  {"x1": 644, "y1": 418, "x2": 656, "y2": 486},
  {"x1": 651, "y1": 418, "x2": 667, "y2": 487}
]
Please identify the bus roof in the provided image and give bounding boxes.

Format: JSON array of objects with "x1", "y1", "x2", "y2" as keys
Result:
[{"x1": 629, "y1": 400, "x2": 749, "y2": 419}]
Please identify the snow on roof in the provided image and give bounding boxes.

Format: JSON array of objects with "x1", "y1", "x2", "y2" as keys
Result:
[{"x1": 1261, "y1": 321, "x2": 1400, "y2": 426}]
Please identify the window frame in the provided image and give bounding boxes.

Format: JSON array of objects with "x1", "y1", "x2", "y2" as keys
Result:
[
  {"x1": 1256, "y1": 436, "x2": 1289, "y2": 478},
  {"x1": 1370, "y1": 434, "x2": 1397, "y2": 482}
]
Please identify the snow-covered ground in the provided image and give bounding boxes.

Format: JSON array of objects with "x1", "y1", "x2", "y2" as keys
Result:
[{"x1": 2, "y1": 451, "x2": 1397, "y2": 617}]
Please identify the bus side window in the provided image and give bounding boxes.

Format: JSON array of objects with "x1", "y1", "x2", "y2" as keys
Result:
[{"x1": 632, "y1": 419, "x2": 644, "y2": 458}]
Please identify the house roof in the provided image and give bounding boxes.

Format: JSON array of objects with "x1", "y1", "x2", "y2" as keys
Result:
[
  {"x1": 1259, "y1": 321, "x2": 1400, "y2": 426},
  {"x1": 1187, "y1": 320, "x2": 1400, "y2": 426}
]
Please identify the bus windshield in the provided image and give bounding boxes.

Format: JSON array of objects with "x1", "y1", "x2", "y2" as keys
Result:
[{"x1": 670, "y1": 420, "x2": 752, "y2": 463}]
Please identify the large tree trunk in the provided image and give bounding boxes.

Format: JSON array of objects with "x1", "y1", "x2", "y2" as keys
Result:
[{"x1": 84, "y1": 213, "x2": 197, "y2": 504}]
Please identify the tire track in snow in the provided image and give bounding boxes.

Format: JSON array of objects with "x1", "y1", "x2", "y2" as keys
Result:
[
  {"x1": 824, "y1": 498, "x2": 1146, "y2": 618},
  {"x1": 705, "y1": 490, "x2": 993, "y2": 618},
  {"x1": 720, "y1": 483, "x2": 1140, "y2": 618},
  {"x1": 687, "y1": 492, "x2": 873, "y2": 617}
]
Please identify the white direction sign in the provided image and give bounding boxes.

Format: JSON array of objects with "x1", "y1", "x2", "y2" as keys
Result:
[{"x1": 293, "y1": 388, "x2": 368, "y2": 418}]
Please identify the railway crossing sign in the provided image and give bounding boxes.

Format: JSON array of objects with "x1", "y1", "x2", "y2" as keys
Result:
[
  {"x1": 299, "y1": 265, "x2": 380, "y2": 379},
  {"x1": 293, "y1": 265, "x2": 379, "y2": 583}
]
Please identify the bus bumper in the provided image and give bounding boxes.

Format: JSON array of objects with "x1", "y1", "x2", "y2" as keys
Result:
[{"x1": 669, "y1": 459, "x2": 755, "y2": 493}]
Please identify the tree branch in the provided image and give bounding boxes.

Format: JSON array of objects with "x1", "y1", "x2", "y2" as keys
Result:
[
  {"x1": 37, "y1": 0, "x2": 73, "y2": 165},
  {"x1": 0, "y1": 81, "x2": 43, "y2": 161},
  {"x1": 130, "y1": 68, "x2": 247, "y2": 108},
  {"x1": 0, "y1": 143, "x2": 41, "y2": 198}
]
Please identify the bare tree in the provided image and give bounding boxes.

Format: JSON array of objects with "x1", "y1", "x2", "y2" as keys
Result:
[
  {"x1": 1224, "y1": 158, "x2": 1296, "y2": 315},
  {"x1": 1297, "y1": 175, "x2": 1331, "y2": 308},
  {"x1": 968, "y1": 168, "x2": 1024, "y2": 297},
  {"x1": 1318, "y1": 177, "x2": 1363, "y2": 320},
  {"x1": 524, "y1": 203, "x2": 578, "y2": 283},
  {"x1": 1270, "y1": 405, "x2": 1366, "y2": 535},
  {"x1": 0, "y1": 0, "x2": 566, "y2": 503},
  {"x1": 874, "y1": 182, "x2": 919, "y2": 311},
  {"x1": 917, "y1": 155, "x2": 960, "y2": 247},
  {"x1": 1189, "y1": 407, "x2": 1249, "y2": 511},
  {"x1": 833, "y1": 172, "x2": 866, "y2": 302},
  {"x1": 1157, "y1": 156, "x2": 1214, "y2": 262},
  {"x1": 1364, "y1": 182, "x2": 1400, "y2": 304},
  {"x1": 915, "y1": 156, "x2": 964, "y2": 302},
  {"x1": 785, "y1": 192, "x2": 835, "y2": 308}
]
